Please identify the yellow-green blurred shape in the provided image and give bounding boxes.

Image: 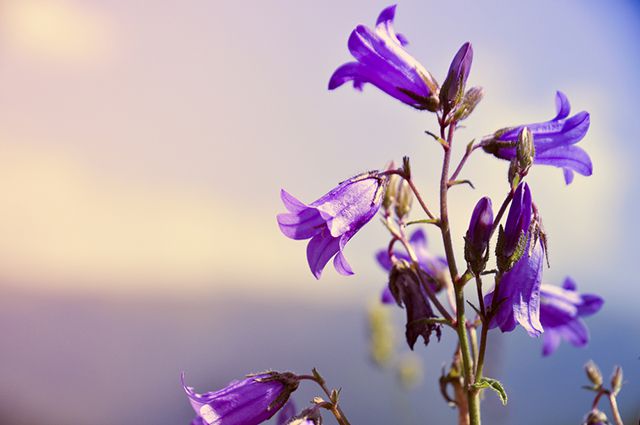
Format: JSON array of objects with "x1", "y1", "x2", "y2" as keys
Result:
[{"x1": 367, "y1": 299, "x2": 395, "y2": 367}]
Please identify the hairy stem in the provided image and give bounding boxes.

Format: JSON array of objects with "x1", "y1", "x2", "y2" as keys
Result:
[
  {"x1": 439, "y1": 119, "x2": 481, "y2": 425},
  {"x1": 608, "y1": 393, "x2": 624, "y2": 425},
  {"x1": 298, "y1": 373, "x2": 351, "y2": 425}
]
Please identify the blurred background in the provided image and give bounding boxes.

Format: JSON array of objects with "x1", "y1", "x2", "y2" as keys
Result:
[{"x1": 0, "y1": 0, "x2": 638, "y2": 423}]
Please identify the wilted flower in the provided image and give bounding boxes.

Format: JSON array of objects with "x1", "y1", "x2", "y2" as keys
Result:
[
  {"x1": 486, "y1": 183, "x2": 545, "y2": 337},
  {"x1": 328, "y1": 5, "x2": 439, "y2": 110},
  {"x1": 376, "y1": 229, "x2": 448, "y2": 299},
  {"x1": 278, "y1": 171, "x2": 387, "y2": 279},
  {"x1": 464, "y1": 196, "x2": 493, "y2": 274},
  {"x1": 386, "y1": 261, "x2": 442, "y2": 349},
  {"x1": 182, "y1": 372, "x2": 299, "y2": 425},
  {"x1": 440, "y1": 42, "x2": 473, "y2": 115},
  {"x1": 482, "y1": 91, "x2": 591, "y2": 184},
  {"x1": 539, "y1": 278, "x2": 604, "y2": 356}
]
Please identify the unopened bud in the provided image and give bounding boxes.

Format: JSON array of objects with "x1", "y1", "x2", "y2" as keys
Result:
[
  {"x1": 516, "y1": 127, "x2": 535, "y2": 173},
  {"x1": 585, "y1": 361, "x2": 603, "y2": 388},
  {"x1": 383, "y1": 174, "x2": 400, "y2": 211},
  {"x1": 454, "y1": 87, "x2": 484, "y2": 121},
  {"x1": 395, "y1": 180, "x2": 413, "y2": 219},
  {"x1": 583, "y1": 409, "x2": 608, "y2": 425},
  {"x1": 610, "y1": 365, "x2": 623, "y2": 395},
  {"x1": 440, "y1": 42, "x2": 473, "y2": 116},
  {"x1": 464, "y1": 197, "x2": 494, "y2": 275}
]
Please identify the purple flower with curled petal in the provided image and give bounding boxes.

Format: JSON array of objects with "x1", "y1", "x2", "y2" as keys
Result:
[
  {"x1": 278, "y1": 171, "x2": 388, "y2": 279},
  {"x1": 482, "y1": 91, "x2": 591, "y2": 184},
  {"x1": 485, "y1": 183, "x2": 545, "y2": 337},
  {"x1": 182, "y1": 372, "x2": 298, "y2": 425},
  {"x1": 540, "y1": 278, "x2": 604, "y2": 356},
  {"x1": 376, "y1": 229, "x2": 448, "y2": 303},
  {"x1": 329, "y1": 5, "x2": 439, "y2": 110}
]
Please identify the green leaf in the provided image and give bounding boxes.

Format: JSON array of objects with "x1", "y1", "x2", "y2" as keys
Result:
[{"x1": 473, "y1": 377, "x2": 508, "y2": 405}]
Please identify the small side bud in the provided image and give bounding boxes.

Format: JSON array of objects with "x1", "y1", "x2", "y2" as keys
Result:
[
  {"x1": 584, "y1": 361, "x2": 603, "y2": 388},
  {"x1": 454, "y1": 86, "x2": 484, "y2": 121},
  {"x1": 383, "y1": 174, "x2": 400, "y2": 211},
  {"x1": 516, "y1": 127, "x2": 535, "y2": 173},
  {"x1": 464, "y1": 197, "x2": 494, "y2": 275},
  {"x1": 610, "y1": 365, "x2": 623, "y2": 395},
  {"x1": 395, "y1": 180, "x2": 413, "y2": 219},
  {"x1": 583, "y1": 409, "x2": 608, "y2": 425}
]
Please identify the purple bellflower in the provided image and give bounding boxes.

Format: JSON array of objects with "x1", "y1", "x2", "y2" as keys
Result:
[
  {"x1": 540, "y1": 278, "x2": 604, "y2": 356},
  {"x1": 482, "y1": 91, "x2": 591, "y2": 184},
  {"x1": 278, "y1": 171, "x2": 388, "y2": 279},
  {"x1": 485, "y1": 183, "x2": 546, "y2": 337},
  {"x1": 376, "y1": 228, "x2": 448, "y2": 303},
  {"x1": 182, "y1": 372, "x2": 298, "y2": 425},
  {"x1": 440, "y1": 42, "x2": 473, "y2": 115},
  {"x1": 328, "y1": 5, "x2": 440, "y2": 110}
]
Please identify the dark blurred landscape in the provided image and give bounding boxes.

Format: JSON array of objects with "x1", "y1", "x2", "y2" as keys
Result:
[{"x1": 1, "y1": 287, "x2": 637, "y2": 425}]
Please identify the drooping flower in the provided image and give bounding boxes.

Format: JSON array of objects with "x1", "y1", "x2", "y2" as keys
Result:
[
  {"x1": 482, "y1": 91, "x2": 591, "y2": 184},
  {"x1": 182, "y1": 372, "x2": 299, "y2": 425},
  {"x1": 328, "y1": 5, "x2": 439, "y2": 110},
  {"x1": 440, "y1": 42, "x2": 473, "y2": 115},
  {"x1": 464, "y1": 196, "x2": 493, "y2": 274},
  {"x1": 278, "y1": 171, "x2": 387, "y2": 279},
  {"x1": 539, "y1": 277, "x2": 604, "y2": 356},
  {"x1": 387, "y1": 261, "x2": 442, "y2": 349},
  {"x1": 486, "y1": 183, "x2": 545, "y2": 337},
  {"x1": 376, "y1": 228, "x2": 449, "y2": 303}
]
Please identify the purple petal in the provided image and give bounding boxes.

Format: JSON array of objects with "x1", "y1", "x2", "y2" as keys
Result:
[
  {"x1": 306, "y1": 230, "x2": 342, "y2": 279},
  {"x1": 554, "y1": 91, "x2": 571, "y2": 120},
  {"x1": 376, "y1": 250, "x2": 393, "y2": 271},
  {"x1": 280, "y1": 189, "x2": 308, "y2": 213},
  {"x1": 535, "y1": 144, "x2": 593, "y2": 176},
  {"x1": 559, "y1": 319, "x2": 589, "y2": 347},
  {"x1": 381, "y1": 286, "x2": 394, "y2": 304},
  {"x1": 542, "y1": 329, "x2": 562, "y2": 356},
  {"x1": 277, "y1": 209, "x2": 326, "y2": 240},
  {"x1": 333, "y1": 250, "x2": 354, "y2": 276},
  {"x1": 563, "y1": 168, "x2": 575, "y2": 185},
  {"x1": 578, "y1": 294, "x2": 604, "y2": 317},
  {"x1": 562, "y1": 277, "x2": 577, "y2": 291}
]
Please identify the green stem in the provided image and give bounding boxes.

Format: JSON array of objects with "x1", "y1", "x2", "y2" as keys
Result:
[{"x1": 439, "y1": 119, "x2": 481, "y2": 425}]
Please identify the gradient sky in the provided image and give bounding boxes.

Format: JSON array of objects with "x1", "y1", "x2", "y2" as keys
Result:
[{"x1": 0, "y1": 1, "x2": 639, "y2": 422}]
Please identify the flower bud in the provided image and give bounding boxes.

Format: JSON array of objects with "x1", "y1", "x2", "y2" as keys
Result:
[
  {"x1": 584, "y1": 361, "x2": 603, "y2": 388},
  {"x1": 464, "y1": 197, "x2": 494, "y2": 274},
  {"x1": 610, "y1": 365, "x2": 623, "y2": 395},
  {"x1": 183, "y1": 371, "x2": 299, "y2": 425},
  {"x1": 440, "y1": 42, "x2": 473, "y2": 116},
  {"x1": 496, "y1": 183, "x2": 532, "y2": 272},
  {"x1": 383, "y1": 174, "x2": 400, "y2": 211},
  {"x1": 395, "y1": 179, "x2": 413, "y2": 219},
  {"x1": 583, "y1": 409, "x2": 608, "y2": 425},
  {"x1": 453, "y1": 86, "x2": 484, "y2": 121}
]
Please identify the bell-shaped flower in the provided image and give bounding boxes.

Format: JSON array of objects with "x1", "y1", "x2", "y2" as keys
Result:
[
  {"x1": 276, "y1": 400, "x2": 297, "y2": 425},
  {"x1": 277, "y1": 171, "x2": 387, "y2": 279},
  {"x1": 182, "y1": 372, "x2": 299, "y2": 425},
  {"x1": 376, "y1": 228, "x2": 448, "y2": 303},
  {"x1": 328, "y1": 5, "x2": 439, "y2": 110},
  {"x1": 486, "y1": 183, "x2": 545, "y2": 337},
  {"x1": 482, "y1": 91, "x2": 591, "y2": 184},
  {"x1": 539, "y1": 277, "x2": 604, "y2": 356}
]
